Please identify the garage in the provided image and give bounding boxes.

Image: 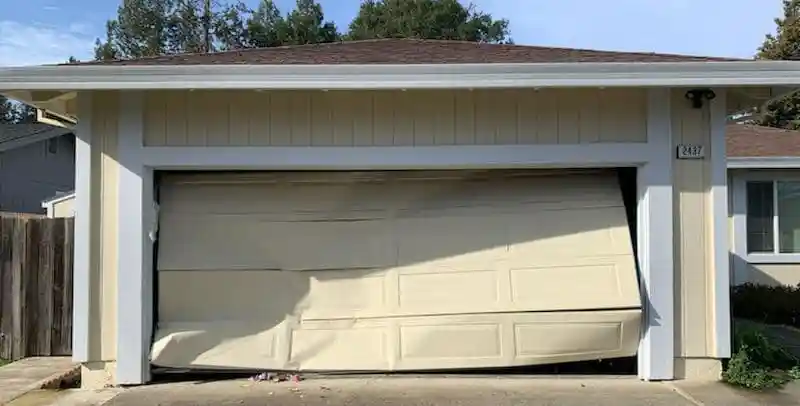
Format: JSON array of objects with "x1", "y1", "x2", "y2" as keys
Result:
[{"x1": 151, "y1": 169, "x2": 641, "y2": 371}]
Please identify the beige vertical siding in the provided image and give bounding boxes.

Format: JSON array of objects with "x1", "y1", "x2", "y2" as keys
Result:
[
  {"x1": 51, "y1": 197, "x2": 75, "y2": 218},
  {"x1": 142, "y1": 89, "x2": 648, "y2": 147},
  {"x1": 87, "y1": 91, "x2": 120, "y2": 363},
  {"x1": 738, "y1": 264, "x2": 800, "y2": 286},
  {"x1": 671, "y1": 89, "x2": 714, "y2": 358}
]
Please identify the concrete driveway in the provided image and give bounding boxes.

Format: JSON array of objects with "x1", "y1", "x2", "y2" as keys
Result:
[{"x1": 97, "y1": 376, "x2": 800, "y2": 406}]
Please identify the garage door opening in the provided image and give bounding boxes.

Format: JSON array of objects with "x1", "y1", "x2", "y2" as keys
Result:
[{"x1": 149, "y1": 168, "x2": 641, "y2": 376}]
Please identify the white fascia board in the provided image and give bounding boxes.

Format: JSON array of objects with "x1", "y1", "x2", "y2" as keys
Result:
[
  {"x1": 2, "y1": 61, "x2": 800, "y2": 90},
  {"x1": 727, "y1": 157, "x2": 800, "y2": 169}
]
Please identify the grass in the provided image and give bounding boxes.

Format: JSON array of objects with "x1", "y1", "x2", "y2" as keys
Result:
[{"x1": 0, "y1": 359, "x2": 9, "y2": 367}]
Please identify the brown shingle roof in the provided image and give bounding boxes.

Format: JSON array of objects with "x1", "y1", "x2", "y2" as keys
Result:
[
  {"x1": 728, "y1": 124, "x2": 800, "y2": 157},
  {"x1": 78, "y1": 39, "x2": 743, "y2": 66}
]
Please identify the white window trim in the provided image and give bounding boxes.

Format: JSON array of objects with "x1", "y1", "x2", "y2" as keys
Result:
[{"x1": 731, "y1": 171, "x2": 800, "y2": 264}]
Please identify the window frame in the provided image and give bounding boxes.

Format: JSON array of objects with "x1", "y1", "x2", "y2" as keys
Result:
[{"x1": 733, "y1": 171, "x2": 800, "y2": 264}]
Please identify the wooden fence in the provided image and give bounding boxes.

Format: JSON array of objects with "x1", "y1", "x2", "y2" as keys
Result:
[{"x1": 0, "y1": 215, "x2": 73, "y2": 361}]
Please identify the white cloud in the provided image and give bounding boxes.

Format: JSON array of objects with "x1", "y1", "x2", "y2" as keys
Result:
[
  {"x1": 43, "y1": 5, "x2": 60, "y2": 11},
  {"x1": 0, "y1": 20, "x2": 96, "y2": 66}
]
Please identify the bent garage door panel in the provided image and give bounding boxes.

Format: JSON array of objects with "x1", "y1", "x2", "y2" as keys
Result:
[{"x1": 152, "y1": 170, "x2": 641, "y2": 370}]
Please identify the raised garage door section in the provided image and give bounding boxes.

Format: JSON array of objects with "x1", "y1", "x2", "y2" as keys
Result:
[{"x1": 152, "y1": 170, "x2": 641, "y2": 371}]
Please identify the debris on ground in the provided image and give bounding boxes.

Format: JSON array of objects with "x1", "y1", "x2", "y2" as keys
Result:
[{"x1": 249, "y1": 372, "x2": 303, "y2": 383}]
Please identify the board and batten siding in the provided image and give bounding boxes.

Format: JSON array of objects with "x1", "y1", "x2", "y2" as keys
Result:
[
  {"x1": 142, "y1": 89, "x2": 648, "y2": 147},
  {"x1": 87, "y1": 91, "x2": 120, "y2": 366},
  {"x1": 670, "y1": 89, "x2": 719, "y2": 369}
]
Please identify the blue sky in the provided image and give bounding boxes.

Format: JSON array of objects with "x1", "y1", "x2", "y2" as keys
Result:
[{"x1": 0, "y1": 0, "x2": 785, "y2": 66}]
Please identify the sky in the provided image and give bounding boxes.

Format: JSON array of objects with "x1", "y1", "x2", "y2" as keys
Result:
[{"x1": 0, "y1": 0, "x2": 786, "y2": 66}]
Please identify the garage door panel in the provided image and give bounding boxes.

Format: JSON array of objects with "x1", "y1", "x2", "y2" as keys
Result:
[
  {"x1": 158, "y1": 215, "x2": 287, "y2": 271},
  {"x1": 509, "y1": 261, "x2": 638, "y2": 310},
  {"x1": 277, "y1": 220, "x2": 396, "y2": 271},
  {"x1": 397, "y1": 270, "x2": 500, "y2": 308},
  {"x1": 152, "y1": 321, "x2": 283, "y2": 369},
  {"x1": 155, "y1": 170, "x2": 642, "y2": 371},
  {"x1": 395, "y1": 217, "x2": 507, "y2": 269},
  {"x1": 150, "y1": 310, "x2": 640, "y2": 371},
  {"x1": 507, "y1": 207, "x2": 633, "y2": 260},
  {"x1": 159, "y1": 271, "x2": 311, "y2": 322},
  {"x1": 159, "y1": 215, "x2": 397, "y2": 271},
  {"x1": 289, "y1": 326, "x2": 389, "y2": 370}
]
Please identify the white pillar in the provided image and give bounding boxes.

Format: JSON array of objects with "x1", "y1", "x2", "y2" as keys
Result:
[
  {"x1": 637, "y1": 88, "x2": 675, "y2": 380},
  {"x1": 709, "y1": 89, "x2": 731, "y2": 358},
  {"x1": 115, "y1": 91, "x2": 153, "y2": 385},
  {"x1": 72, "y1": 92, "x2": 93, "y2": 363}
]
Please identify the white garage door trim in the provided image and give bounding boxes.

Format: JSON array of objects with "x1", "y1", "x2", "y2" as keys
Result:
[{"x1": 96, "y1": 88, "x2": 676, "y2": 384}]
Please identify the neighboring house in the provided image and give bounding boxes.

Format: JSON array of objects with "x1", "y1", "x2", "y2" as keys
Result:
[
  {"x1": 41, "y1": 190, "x2": 75, "y2": 218},
  {"x1": 728, "y1": 124, "x2": 800, "y2": 286},
  {"x1": 0, "y1": 124, "x2": 75, "y2": 214},
  {"x1": 2, "y1": 39, "x2": 800, "y2": 388}
]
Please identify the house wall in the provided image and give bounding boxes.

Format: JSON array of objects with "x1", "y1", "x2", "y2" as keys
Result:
[
  {"x1": 81, "y1": 88, "x2": 724, "y2": 385},
  {"x1": 142, "y1": 89, "x2": 648, "y2": 147},
  {"x1": 0, "y1": 136, "x2": 74, "y2": 213}
]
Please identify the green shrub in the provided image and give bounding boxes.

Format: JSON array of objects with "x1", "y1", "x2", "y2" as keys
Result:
[
  {"x1": 731, "y1": 283, "x2": 800, "y2": 327},
  {"x1": 723, "y1": 323, "x2": 799, "y2": 390}
]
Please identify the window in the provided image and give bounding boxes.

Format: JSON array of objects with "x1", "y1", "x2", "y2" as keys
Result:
[{"x1": 746, "y1": 181, "x2": 800, "y2": 254}]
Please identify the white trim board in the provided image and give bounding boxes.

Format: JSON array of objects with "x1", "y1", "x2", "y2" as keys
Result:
[
  {"x1": 710, "y1": 89, "x2": 731, "y2": 358},
  {"x1": 728, "y1": 157, "x2": 800, "y2": 169},
  {"x1": 636, "y1": 87, "x2": 674, "y2": 380},
  {"x1": 71, "y1": 92, "x2": 92, "y2": 363},
  {"x1": 3, "y1": 61, "x2": 800, "y2": 90},
  {"x1": 140, "y1": 144, "x2": 654, "y2": 170}
]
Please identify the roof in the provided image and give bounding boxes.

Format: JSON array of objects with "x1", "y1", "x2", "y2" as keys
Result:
[
  {"x1": 727, "y1": 124, "x2": 800, "y2": 158},
  {"x1": 76, "y1": 39, "x2": 742, "y2": 66},
  {"x1": 0, "y1": 123, "x2": 72, "y2": 151}
]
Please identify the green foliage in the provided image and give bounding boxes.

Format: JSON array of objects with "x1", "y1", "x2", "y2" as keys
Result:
[
  {"x1": 93, "y1": 0, "x2": 512, "y2": 61},
  {"x1": 723, "y1": 324, "x2": 798, "y2": 390},
  {"x1": 731, "y1": 283, "x2": 800, "y2": 327},
  {"x1": 346, "y1": 0, "x2": 510, "y2": 43},
  {"x1": 756, "y1": 0, "x2": 800, "y2": 129}
]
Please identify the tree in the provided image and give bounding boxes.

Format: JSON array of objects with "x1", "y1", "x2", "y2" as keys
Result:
[
  {"x1": 247, "y1": 0, "x2": 288, "y2": 48},
  {"x1": 95, "y1": 0, "x2": 175, "y2": 60},
  {"x1": 346, "y1": 0, "x2": 510, "y2": 43},
  {"x1": 246, "y1": 0, "x2": 338, "y2": 47},
  {"x1": 757, "y1": 0, "x2": 800, "y2": 129},
  {"x1": 283, "y1": 0, "x2": 339, "y2": 44}
]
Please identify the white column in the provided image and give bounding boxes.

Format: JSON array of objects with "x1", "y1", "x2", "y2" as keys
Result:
[
  {"x1": 115, "y1": 91, "x2": 153, "y2": 385},
  {"x1": 709, "y1": 89, "x2": 731, "y2": 358},
  {"x1": 72, "y1": 92, "x2": 93, "y2": 363},
  {"x1": 637, "y1": 88, "x2": 674, "y2": 380}
]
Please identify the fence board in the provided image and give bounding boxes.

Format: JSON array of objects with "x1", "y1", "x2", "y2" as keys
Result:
[
  {"x1": 0, "y1": 219, "x2": 11, "y2": 360},
  {"x1": 0, "y1": 215, "x2": 73, "y2": 361}
]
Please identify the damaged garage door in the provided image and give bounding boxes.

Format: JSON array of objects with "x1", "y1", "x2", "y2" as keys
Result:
[{"x1": 151, "y1": 170, "x2": 641, "y2": 371}]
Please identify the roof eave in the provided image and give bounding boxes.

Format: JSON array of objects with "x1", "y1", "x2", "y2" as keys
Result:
[{"x1": 1, "y1": 61, "x2": 800, "y2": 90}]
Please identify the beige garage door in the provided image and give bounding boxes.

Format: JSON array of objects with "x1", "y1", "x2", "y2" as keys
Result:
[{"x1": 151, "y1": 170, "x2": 641, "y2": 371}]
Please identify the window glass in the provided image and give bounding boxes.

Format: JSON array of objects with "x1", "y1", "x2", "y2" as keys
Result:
[
  {"x1": 778, "y1": 181, "x2": 800, "y2": 253},
  {"x1": 746, "y1": 181, "x2": 774, "y2": 253}
]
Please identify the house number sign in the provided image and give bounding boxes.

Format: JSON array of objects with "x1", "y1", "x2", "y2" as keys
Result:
[{"x1": 676, "y1": 144, "x2": 705, "y2": 159}]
